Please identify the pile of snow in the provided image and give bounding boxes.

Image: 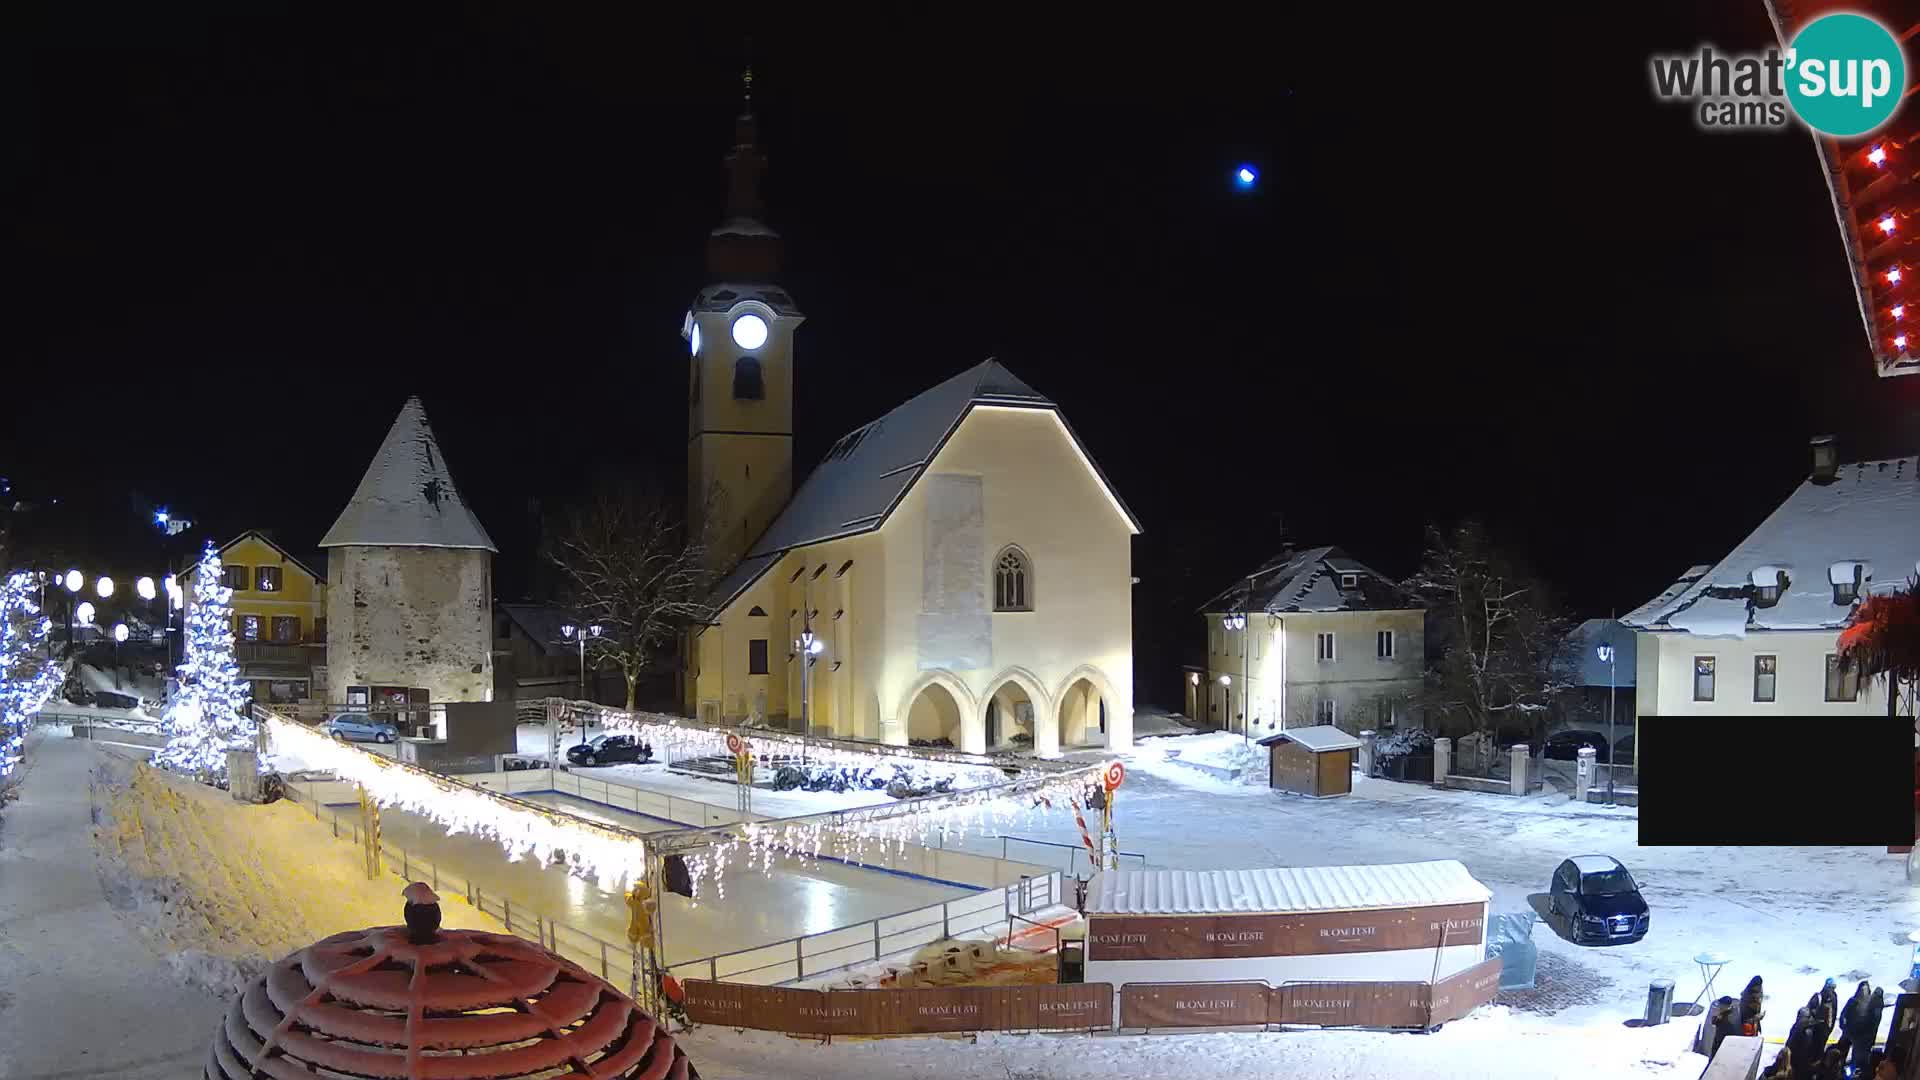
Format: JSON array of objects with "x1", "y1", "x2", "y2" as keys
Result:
[
  {"x1": 89, "y1": 752, "x2": 506, "y2": 994},
  {"x1": 1122, "y1": 731, "x2": 1270, "y2": 792},
  {"x1": 678, "y1": 1005, "x2": 1707, "y2": 1079}
]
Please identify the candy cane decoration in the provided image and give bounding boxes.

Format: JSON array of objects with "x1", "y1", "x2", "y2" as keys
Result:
[{"x1": 1070, "y1": 796, "x2": 1098, "y2": 859}]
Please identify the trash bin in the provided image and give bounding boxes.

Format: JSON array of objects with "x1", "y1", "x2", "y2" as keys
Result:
[{"x1": 1645, "y1": 979, "x2": 1675, "y2": 1026}]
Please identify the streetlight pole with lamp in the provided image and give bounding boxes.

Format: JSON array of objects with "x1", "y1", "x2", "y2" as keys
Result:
[
  {"x1": 558, "y1": 623, "x2": 605, "y2": 702},
  {"x1": 112, "y1": 623, "x2": 128, "y2": 689},
  {"x1": 795, "y1": 611, "x2": 824, "y2": 735},
  {"x1": 1597, "y1": 630, "x2": 1618, "y2": 807}
]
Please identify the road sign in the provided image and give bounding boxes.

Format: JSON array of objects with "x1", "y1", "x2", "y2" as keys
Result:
[
  {"x1": 1104, "y1": 761, "x2": 1125, "y2": 791},
  {"x1": 725, "y1": 733, "x2": 743, "y2": 755}
]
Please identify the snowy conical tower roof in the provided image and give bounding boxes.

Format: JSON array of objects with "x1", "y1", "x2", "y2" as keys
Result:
[{"x1": 319, "y1": 397, "x2": 497, "y2": 551}]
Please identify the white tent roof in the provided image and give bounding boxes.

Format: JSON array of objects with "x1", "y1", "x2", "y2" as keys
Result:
[
  {"x1": 1256, "y1": 724, "x2": 1362, "y2": 752},
  {"x1": 1087, "y1": 860, "x2": 1490, "y2": 916},
  {"x1": 320, "y1": 396, "x2": 497, "y2": 551}
]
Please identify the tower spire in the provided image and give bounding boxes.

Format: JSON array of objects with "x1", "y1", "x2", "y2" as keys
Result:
[{"x1": 708, "y1": 53, "x2": 780, "y2": 278}]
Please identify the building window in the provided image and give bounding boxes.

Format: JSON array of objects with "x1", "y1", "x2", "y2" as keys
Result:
[
  {"x1": 315, "y1": 617, "x2": 327, "y2": 640},
  {"x1": 222, "y1": 565, "x2": 248, "y2": 591},
  {"x1": 1209, "y1": 623, "x2": 1220, "y2": 655},
  {"x1": 1834, "y1": 566, "x2": 1861, "y2": 605},
  {"x1": 748, "y1": 639, "x2": 769, "y2": 675},
  {"x1": 1376, "y1": 630, "x2": 1394, "y2": 659},
  {"x1": 733, "y1": 357, "x2": 764, "y2": 400},
  {"x1": 1376, "y1": 697, "x2": 1395, "y2": 726},
  {"x1": 1826, "y1": 654, "x2": 1861, "y2": 701},
  {"x1": 1316, "y1": 632, "x2": 1336, "y2": 662},
  {"x1": 238, "y1": 614, "x2": 262, "y2": 642},
  {"x1": 255, "y1": 566, "x2": 282, "y2": 592},
  {"x1": 1693, "y1": 656, "x2": 1715, "y2": 701},
  {"x1": 1339, "y1": 573, "x2": 1358, "y2": 589},
  {"x1": 747, "y1": 605, "x2": 768, "y2": 617},
  {"x1": 1754, "y1": 655, "x2": 1777, "y2": 702},
  {"x1": 271, "y1": 616, "x2": 299, "y2": 644},
  {"x1": 994, "y1": 546, "x2": 1032, "y2": 611},
  {"x1": 1315, "y1": 699, "x2": 1337, "y2": 725}
]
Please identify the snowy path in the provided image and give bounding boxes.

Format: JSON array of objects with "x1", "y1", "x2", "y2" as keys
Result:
[{"x1": 0, "y1": 731, "x2": 227, "y2": 1080}]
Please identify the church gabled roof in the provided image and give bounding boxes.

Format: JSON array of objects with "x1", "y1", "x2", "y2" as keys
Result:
[
  {"x1": 319, "y1": 396, "x2": 497, "y2": 552},
  {"x1": 705, "y1": 359, "x2": 1140, "y2": 613}
]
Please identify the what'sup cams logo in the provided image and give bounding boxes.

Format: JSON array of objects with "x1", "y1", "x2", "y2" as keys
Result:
[{"x1": 1651, "y1": 12, "x2": 1906, "y2": 135}]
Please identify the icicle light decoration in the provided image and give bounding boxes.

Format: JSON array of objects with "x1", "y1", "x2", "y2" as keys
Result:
[
  {"x1": 263, "y1": 714, "x2": 651, "y2": 892},
  {"x1": 578, "y1": 702, "x2": 1036, "y2": 791},
  {"x1": 659, "y1": 766, "x2": 1109, "y2": 901}
]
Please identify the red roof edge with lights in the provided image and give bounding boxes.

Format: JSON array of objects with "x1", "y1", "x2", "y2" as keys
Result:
[{"x1": 1764, "y1": 1, "x2": 1920, "y2": 377}]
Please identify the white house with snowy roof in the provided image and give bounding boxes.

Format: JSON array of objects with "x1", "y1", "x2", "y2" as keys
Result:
[
  {"x1": 1192, "y1": 546, "x2": 1424, "y2": 738},
  {"x1": 320, "y1": 395, "x2": 497, "y2": 715},
  {"x1": 676, "y1": 100, "x2": 1139, "y2": 754},
  {"x1": 1621, "y1": 439, "x2": 1920, "y2": 724}
]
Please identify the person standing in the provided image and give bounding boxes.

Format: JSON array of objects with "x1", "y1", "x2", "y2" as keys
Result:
[
  {"x1": 1822, "y1": 979, "x2": 1842, "y2": 1031},
  {"x1": 1741, "y1": 976, "x2": 1768, "y2": 1037},
  {"x1": 1852, "y1": 989, "x2": 1889, "y2": 1078},
  {"x1": 1790, "y1": 998, "x2": 1819, "y2": 1080}
]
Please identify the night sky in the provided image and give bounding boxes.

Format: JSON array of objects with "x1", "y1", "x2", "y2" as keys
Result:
[{"x1": 7, "y1": 5, "x2": 1920, "y2": 705}]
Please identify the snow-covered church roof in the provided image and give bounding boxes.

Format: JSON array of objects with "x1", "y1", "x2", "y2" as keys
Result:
[
  {"x1": 1622, "y1": 455, "x2": 1920, "y2": 638},
  {"x1": 706, "y1": 359, "x2": 1140, "y2": 611},
  {"x1": 320, "y1": 396, "x2": 497, "y2": 552},
  {"x1": 1199, "y1": 545, "x2": 1414, "y2": 615}
]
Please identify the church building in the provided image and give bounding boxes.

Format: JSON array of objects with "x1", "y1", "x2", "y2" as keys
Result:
[{"x1": 680, "y1": 88, "x2": 1140, "y2": 756}]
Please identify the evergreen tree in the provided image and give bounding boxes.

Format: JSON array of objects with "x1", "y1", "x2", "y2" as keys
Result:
[
  {"x1": 0, "y1": 571, "x2": 61, "y2": 787},
  {"x1": 157, "y1": 542, "x2": 254, "y2": 777}
]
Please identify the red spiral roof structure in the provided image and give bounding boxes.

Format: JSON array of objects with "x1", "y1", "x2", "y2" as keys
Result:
[
  {"x1": 1763, "y1": 1, "x2": 1920, "y2": 377},
  {"x1": 206, "y1": 920, "x2": 696, "y2": 1080}
]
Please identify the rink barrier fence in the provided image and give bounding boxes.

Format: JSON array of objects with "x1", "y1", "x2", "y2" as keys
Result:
[{"x1": 680, "y1": 957, "x2": 1504, "y2": 1037}]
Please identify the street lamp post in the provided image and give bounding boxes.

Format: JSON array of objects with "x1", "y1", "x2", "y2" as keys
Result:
[
  {"x1": 1597, "y1": 633, "x2": 1618, "y2": 807},
  {"x1": 558, "y1": 623, "x2": 604, "y2": 702},
  {"x1": 112, "y1": 623, "x2": 128, "y2": 688}
]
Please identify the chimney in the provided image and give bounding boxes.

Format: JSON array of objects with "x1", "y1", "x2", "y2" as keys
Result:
[{"x1": 1810, "y1": 435, "x2": 1839, "y2": 485}]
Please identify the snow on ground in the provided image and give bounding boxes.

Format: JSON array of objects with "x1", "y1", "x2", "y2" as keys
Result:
[
  {"x1": 1041, "y1": 731, "x2": 1920, "y2": 1044},
  {"x1": 89, "y1": 744, "x2": 507, "y2": 997},
  {"x1": 678, "y1": 1006, "x2": 1707, "y2": 1079},
  {"x1": 0, "y1": 732, "x2": 230, "y2": 1079}
]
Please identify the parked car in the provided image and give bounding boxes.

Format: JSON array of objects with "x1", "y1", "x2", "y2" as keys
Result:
[
  {"x1": 1612, "y1": 734, "x2": 1634, "y2": 767},
  {"x1": 565, "y1": 733, "x2": 653, "y2": 767},
  {"x1": 1548, "y1": 855, "x2": 1649, "y2": 945},
  {"x1": 1544, "y1": 730, "x2": 1611, "y2": 762},
  {"x1": 323, "y1": 714, "x2": 398, "y2": 744}
]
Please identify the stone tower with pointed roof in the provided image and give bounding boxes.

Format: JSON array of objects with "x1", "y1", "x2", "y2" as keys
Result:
[{"x1": 321, "y1": 397, "x2": 497, "y2": 709}]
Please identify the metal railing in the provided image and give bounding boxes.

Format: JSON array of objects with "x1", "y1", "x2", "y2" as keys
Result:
[
  {"x1": 662, "y1": 870, "x2": 1062, "y2": 987},
  {"x1": 1000, "y1": 835, "x2": 1148, "y2": 877},
  {"x1": 278, "y1": 778, "x2": 641, "y2": 990}
]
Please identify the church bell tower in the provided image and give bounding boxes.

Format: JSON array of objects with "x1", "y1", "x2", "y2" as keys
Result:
[{"x1": 686, "y1": 67, "x2": 803, "y2": 572}]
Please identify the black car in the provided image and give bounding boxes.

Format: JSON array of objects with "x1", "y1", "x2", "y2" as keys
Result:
[
  {"x1": 1543, "y1": 730, "x2": 1611, "y2": 762},
  {"x1": 1549, "y1": 855, "x2": 1649, "y2": 945},
  {"x1": 564, "y1": 734, "x2": 653, "y2": 767}
]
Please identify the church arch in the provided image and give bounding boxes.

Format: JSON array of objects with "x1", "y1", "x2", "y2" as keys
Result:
[
  {"x1": 895, "y1": 669, "x2": 978, "y2": 750},
  {"x1": 981, "y1": 666, "x2": 1051, "y2": 752},
  {"x1": 1052, "y1": 664, "x2": 1120, "y2": 750}
]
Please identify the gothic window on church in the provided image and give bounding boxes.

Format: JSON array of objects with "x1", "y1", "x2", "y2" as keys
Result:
[
  {"x1": 994, "y1": 546, "x2": 1032, "y2": 612},
  {"x1": 733, "y1": 357, "x2": 764, "y2": 400}
]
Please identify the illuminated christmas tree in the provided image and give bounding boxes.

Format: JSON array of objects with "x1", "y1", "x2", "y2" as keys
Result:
[
  {"x1": 157, "y1": 542, "x2": 254, "y2": 777},
  {"x1": 0, "y1": 572, "x2": 62, "y2": 786}
]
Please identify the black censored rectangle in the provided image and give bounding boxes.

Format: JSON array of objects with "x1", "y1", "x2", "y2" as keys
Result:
[{"x1": 1638, "y1": 716, "x2": 1913, "y2": 846}]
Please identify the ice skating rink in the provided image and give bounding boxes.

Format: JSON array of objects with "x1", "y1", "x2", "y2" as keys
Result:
[{"x1": 358, "y1": 788, "x2": 971, "y2": 967}]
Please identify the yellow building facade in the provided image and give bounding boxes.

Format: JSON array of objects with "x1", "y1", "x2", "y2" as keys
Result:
[{"x1": 207, "y1": 530, "x2": 327, "y2": 702}]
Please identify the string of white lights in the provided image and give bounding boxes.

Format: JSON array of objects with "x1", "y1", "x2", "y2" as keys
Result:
[{"x1": 263, "y1": 714, "x2": 652, "y2": 891}]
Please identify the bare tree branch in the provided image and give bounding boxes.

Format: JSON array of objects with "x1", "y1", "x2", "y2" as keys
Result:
[{"x1": 543, "y1": 479, "x2": 723, "y2": 710}]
